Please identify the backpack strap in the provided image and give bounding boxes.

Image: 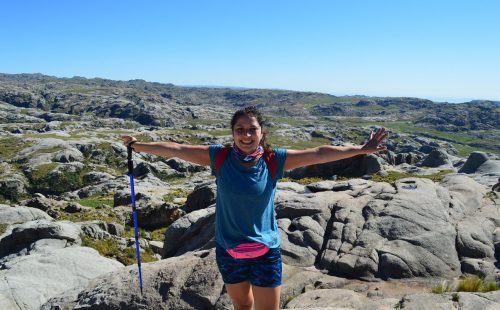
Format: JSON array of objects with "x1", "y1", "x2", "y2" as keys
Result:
[
  {"x1": 215, "y1": 146, "x2": 231, "y2": 176},
  {"x1": 263, "y1": 150, "x2": 277, "y2": 180},
  {"x1": 215, "y1": 146, "x2": 277, "y2": 180}
]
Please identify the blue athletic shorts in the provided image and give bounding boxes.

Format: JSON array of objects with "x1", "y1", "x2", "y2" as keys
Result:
[{"x1": 215, "y1": 243, "x2": 282, "y2": 287}]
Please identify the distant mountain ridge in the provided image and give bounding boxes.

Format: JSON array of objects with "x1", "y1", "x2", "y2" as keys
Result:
[{"x1": 0, "y1": 73, "x2": 498, "y2": 132}]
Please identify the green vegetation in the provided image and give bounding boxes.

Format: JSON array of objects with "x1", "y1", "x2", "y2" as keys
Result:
[
  {"x1": 124, "y1": 226, "x2": 167, "y2": 241},
  {"x1": 81, "y1": 236, "x2": 157, "y2": 265},
  {"x1": 282, "y1": 294, "x2": 298, "y2": 308},
  {"x1": 94, "y1": 142, "x2": 127, "y2": 175},
  {"x1": 150, "y1": 227, "x2": 167, "y2": 241},
  {"x1": 155, "y1": 170, "x2": 186, "y2": 183},
  {"x1": 57, "y1": 209, "x2": 122, "y2": 223},
  {"x1": 76, "y1": 195, "x2": 114, "y2": 208},
  {"x1": 0, "y1": 224, "x2": 8, "y2": 235},
  {"x1": 431, "y1": 276, "x2": 500, "y2": 293},
  {"x1": 0, "y1": 137, "x2": 32, "y2": 160},
  {"x1": 27, "y1": 163, "x2": 90, "y2": 195},
  {"x1": 280, "y1": 177, "x2": 325, "y2": 185},
  {"x1": 372, "y1": 170, "x2": 454, "y2": 184},
  {"x1": 163, "y1": 188, "x2": 192, "y2": 203}
]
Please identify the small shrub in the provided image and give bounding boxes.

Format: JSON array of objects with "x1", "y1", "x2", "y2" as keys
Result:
[
  {"x1": 150, "y1": 227, "x2": 167, "y2": 241},
  {"x1": 372, "y1": 170, "x2": 454, "y2": 184},
  {"x1": 163, "y1": 188, "x2": 191, "y2": 203},
  {"x1": 28, "y1": 163, "x2": 90, "y2": 195},
  {"x1": 81, "y1": 236, "x2": 157, "y2": 265},
  {"x1": 280, "y1": 177, "x2": 324, "y2": 185},
  {"x1": 124, "y1": 226, "x2": 167, "y2": 241},
  {"x1": 431, "y1": 276, "x2": 500, "y2": 294},
  {"x1": 457, "y1": 276, "x2": 500, "y2": 292},
  {"x1": 57, "y1": 210, "x2": 122, "y2": 223},
  {"x1": 431, "y1": 280, "x2": 456, "y2": 293},
  {"x1": 0, "y1": 224, "x2": 8, "y2": 235}
]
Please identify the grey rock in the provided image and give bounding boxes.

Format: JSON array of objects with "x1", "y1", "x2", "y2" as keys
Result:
[
  {"x1": 1, "y1": 246, "x2": 123, "y2": 310},
  {"x1": 284, "y1": 288, "x2": 368, "y2": 309},
  {"x1": 0, "y1": 220, "x2": 82, "y2": 258},
  {"x1": 136, "y1": 203, "x2": 182, "y2": 229},
  {"x1": 456, "y1": 217, "x2": 496, "y2": 259},
  {"x1": 79, "y1": 220, "x2": 124, "y2": 239},
  {"x1": 420, "y1": 149, "x2": 452, "y2": 167},
  {"x1": 361, "y1": 154, "x2": 383, "y2": 175},
  {"x1": 0, "y1": 162, "x2": 30, "y2": 200},
  {"x1": 83, "y1": 171, "x2": 114, "y2": 184},
  {"x1": 0, "y1": 205, "x2": 52, "y2": 225},
  {"x1": 53, "y1": 148, "x2": 84, "y2": 163},
  {"x1": 42, "y1": 249, "x2": 223, "y2": 310},
  {"x1": 25, "y1": 196, "x2": 64, "y2": 218},
  {"x1": 166, "y1": 157, "x2": 208, "y2": 173},
  {"x1": 461, "y1": 258, "x2": 497, "y2": 278},
  {"x1": 163, "y1": 207, "x2": 216, "y2": 258},
  {"x1": 184, "y1": 183, "x2": 216, "y2": 213},
  {"x1": 459, "y1": 151, "x2": 490, "y2": 173}
]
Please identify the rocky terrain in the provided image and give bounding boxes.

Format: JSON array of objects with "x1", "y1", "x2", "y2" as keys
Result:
[{"x1": 1, "y1": 73, "x2": 500, "y2": 309}]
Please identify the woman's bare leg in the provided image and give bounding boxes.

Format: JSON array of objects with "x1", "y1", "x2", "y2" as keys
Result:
[
  {"x1": 252, "y1": 285, "x2": 281, "y2": 310},
  {"x1": 225, "y1": 281, "x2": 254, "y2": 310}
]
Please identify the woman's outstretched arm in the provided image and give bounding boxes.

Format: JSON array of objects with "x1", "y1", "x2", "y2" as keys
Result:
[
  {"x1": 283, "y1": 127, "x2": 388, "y2": 171},
  {"x1": 121, "y1": 135, "x2": 211, "y2": 166}
]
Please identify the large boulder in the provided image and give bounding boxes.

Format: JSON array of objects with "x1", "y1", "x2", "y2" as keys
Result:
[
  {"x1": 184, "y1": 183, "x2": 216, "y2": 213},
  {"x1": 459, "y1": 151, "x2": 489, "y2": 173},
  {"x1": 42, "y1": 249, "x2": 224, "y2": 310},
  {"x1": 0, "y1": 220, "x2": 82, "y2": 258},
  {"x1": 420, "y1": 149, "x2": 452, "y2": 167},
  {"x1": 0, "y1": 205, "x2": 52, "y2": 225},
  {"x1": 0, "y1": 163, "x2": 29, "y2": 201},
  {"x1": 0, "y1": 246, "x2": 123, "y2": 310},
  {"x1": 136, "y1": 203, "x2": 182, "y2": 229},
  {"x1": 163, "y1": 207, "x2": 215, "y2": 258}
]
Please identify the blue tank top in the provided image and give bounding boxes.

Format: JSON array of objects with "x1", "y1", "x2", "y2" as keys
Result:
[{"x1": 209, "y1": 144, "x2": 287, "y2": 249}]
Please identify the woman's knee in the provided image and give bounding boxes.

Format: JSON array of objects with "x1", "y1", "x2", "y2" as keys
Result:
[{"x1": 225, "y1": 282, "x2": 254, "y2": 309}]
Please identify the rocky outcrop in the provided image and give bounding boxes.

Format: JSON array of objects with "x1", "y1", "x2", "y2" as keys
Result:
[{"x1": 159, "y1": 175, "x2": 499, "y2": 281}]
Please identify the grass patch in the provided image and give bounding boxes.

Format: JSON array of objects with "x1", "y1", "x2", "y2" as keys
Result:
[
  {"x1": 163, "y1": 188, "x2": 192, "y2": 203},
  {"x1": 431, "y1": 276, "x2": 500, "y2": 293},
  {"x1": 76, "y1": 195, "x2": 114, "y2": 208},
  {"x1": 81, "y1": 236, "x2": 157, "y2": 265},
  {"x1": 57, "y1": 209, "x2": 122, "y2": 223},
  {"x1": 0, "y1": 137, "x2": 32, "y2": 160},
  {"x1": 280, "y1": 177, "x2": 325, "y2": 185},
  {"x1": 372, "y1": 170, "x2": 454, "y2": 183},
  {"x1": 124, "y1": 226, "x2": 167, "y2": 241},
  {"x1": 28, "y1": 163, "x2": 90, "y2": 195},
  {"x1": 0, "y1": 224, "x2": 8, "y2": 235}
]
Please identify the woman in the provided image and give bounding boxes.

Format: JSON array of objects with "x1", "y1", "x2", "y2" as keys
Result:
[{"x1": 122, "y1": 106, "x2": 388, "y2": 310}]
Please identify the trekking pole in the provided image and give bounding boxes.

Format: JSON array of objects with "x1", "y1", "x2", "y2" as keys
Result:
[{"x1": 127, "y1": 146, "x2": 143, "y2": 294}]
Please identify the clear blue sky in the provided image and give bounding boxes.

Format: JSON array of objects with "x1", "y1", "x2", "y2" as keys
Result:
[{"x1": 1, "y1": 0, "x2": 499, "y2": 102}]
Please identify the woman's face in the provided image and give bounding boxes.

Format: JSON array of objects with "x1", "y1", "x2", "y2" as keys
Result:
[{"x1": 232, "y1": 114, "x2": 263, "y2": 154}]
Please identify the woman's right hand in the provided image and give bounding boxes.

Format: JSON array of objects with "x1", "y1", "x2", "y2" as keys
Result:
[{"x1": 121, "y1": 135, "x2": 137, "y2": 148}]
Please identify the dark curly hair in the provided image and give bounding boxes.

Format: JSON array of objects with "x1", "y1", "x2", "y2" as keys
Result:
[{"x1": 230, "y1": 106, "x2": 270, "y2": 151}]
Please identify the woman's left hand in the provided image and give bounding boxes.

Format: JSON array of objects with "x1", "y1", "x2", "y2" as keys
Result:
[{"x1": 362, "y1": 127, "x2": 388, "y2": 153}]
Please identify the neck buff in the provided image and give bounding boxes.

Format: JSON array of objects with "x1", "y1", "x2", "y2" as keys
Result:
[{"x1": 231, "y1": 144, "x2": 264, "y2": 163}]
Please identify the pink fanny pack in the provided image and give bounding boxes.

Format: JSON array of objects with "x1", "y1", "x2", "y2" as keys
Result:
[{"x1": 226, "y1": 242, "x2": 270, "y2": 259}]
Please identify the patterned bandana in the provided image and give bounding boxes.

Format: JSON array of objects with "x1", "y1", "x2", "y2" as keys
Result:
[{"x1": 231, "y1": 144, "x2": 264, "y2": 163}]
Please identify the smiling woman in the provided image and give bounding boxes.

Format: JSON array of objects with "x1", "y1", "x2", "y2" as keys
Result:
[{"x1": 120, "y1": 105, "x2": 388, "y2": 309}]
